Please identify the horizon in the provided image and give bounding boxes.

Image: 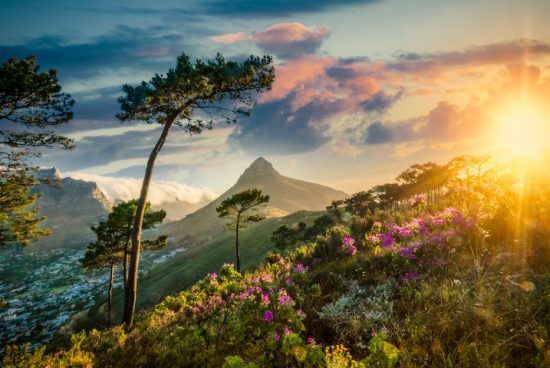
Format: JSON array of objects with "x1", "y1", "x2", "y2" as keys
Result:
[{"x1": 2, "y1": 0, "x2": 549, "y2": 197}]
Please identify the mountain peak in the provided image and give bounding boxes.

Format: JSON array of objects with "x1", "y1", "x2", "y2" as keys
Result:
[{"x1": 238, "y1": 157, "x2": 279, "y2": 181}]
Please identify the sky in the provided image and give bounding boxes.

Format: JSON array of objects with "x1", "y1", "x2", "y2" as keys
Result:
[{"x1": 1, "y1": 0, "x2": 550, "y2": 199}]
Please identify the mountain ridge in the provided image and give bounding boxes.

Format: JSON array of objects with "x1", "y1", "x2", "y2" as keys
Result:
[{"x1": 163, "y1": 157, "x2": 348, "y2": 244}]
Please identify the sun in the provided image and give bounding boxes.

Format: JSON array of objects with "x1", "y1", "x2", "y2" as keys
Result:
[{"x1": 496, "y1": 102, "x2": 550, "y2": 158}]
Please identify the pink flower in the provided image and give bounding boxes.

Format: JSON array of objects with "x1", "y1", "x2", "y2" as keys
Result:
[
  {"x1": 307, "y1": 337, "x2": 315, "y2": 344},
  {"x1": 263, "y1": 310, "x2": 274, "y2": 323},
  {"x1": 278, "y1": 289, "x2": 293, "y2": 306},
  {"x1": 261, "y1": 293, "x2": 270, "y2": 305},
  {"x1": 274, "y1": 332, "x2": 281, "y2": 341},
  {"x1": 207, "y1": 272, "x2": 217, "y2": 279},
  {"x1": 346, "y1": 245, "x2": 357, "y2": 255},
  {"x1": 343, "y1": 236, "x2": 355, "y2": 246},
  {"x1": 283, "y1": 327, "x2": 292, "y2": 335},
  {"x1": 261, "y1": 274, "x2": 273, "y2": 282}
]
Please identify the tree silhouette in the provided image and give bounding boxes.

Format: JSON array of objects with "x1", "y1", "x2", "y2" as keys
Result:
[
  {"x1": 0, "y1": 56, "x2": 74, "y2": 246},
  {"x1": 216, "y1": 189, "x2": 269, "y2": 273},
  {"x1": 117, "y1": 53, "x2": 274, "y2": 327}
]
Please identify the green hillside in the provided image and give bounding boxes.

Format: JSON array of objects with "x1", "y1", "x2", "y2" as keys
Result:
[
  {"x1": 6, "y1": 155, "x2": 549, "y2": 368},
  {"x1": 135, "y1": 210, "x2": 321, "y2": 310}
]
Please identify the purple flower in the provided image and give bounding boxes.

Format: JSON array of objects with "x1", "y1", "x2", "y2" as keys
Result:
[
  {"x1": 285, "y1": 278, "x2": 294, "y2": 286},
  {"x1": 313, "y1": 257, "x2": 322, "y2": 264},
  {"x1": 346, "y1": 245, "x2": 357, "y2": 255},
  {"x1": 207, "y1": 272, "x2": 217, "y2": 279},
  {"x1": 343, "y1": 236, "x2": 355, "y2": 246},
  {"x1": 274, "y1": 332, "x2": 281, "y2": 341},
  {"x1": 263, "y1": 310, "x2": 274, "y2": 323},
  {"x1": 403, "y1": 271, "x2": 422, "y2": 281},
  {"x1": 293, "y1": 263, "x2": 309, "y2": 274},
  {"x1": 396, "y1": 247, "x2": 416, "y2": 259},
  {"x1": 376, "y1": 234, "x2": 395, "y2": 248}
]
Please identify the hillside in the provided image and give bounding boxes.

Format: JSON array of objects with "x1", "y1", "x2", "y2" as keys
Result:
[
  {"x1": 5, "y1": 155, "x2": 550, "y2": 367},
  {"x1": 163, "y1": 157, "x2": 348, "y2": 245}
]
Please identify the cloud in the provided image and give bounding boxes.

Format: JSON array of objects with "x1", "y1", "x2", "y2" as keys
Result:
[
  {"x1": 68, "y1": 172, "x2": 217, "y2": 206},
  {"x1": 361, "y1": 90, "x2": 403, "y2": 113},
  {"x1": 389, "y1": 39, "x2": 550, "y2": 74},
  {"x1": 229, "y1": 92, "x2": 332, "y2": 155},
  {"x1": 212, "y1": 22, "x2": 330, "y2": 59},
  {"x1": 202, "y1": 0, "x2": 379, "y2": 17},
  {"x1": 0, "y1": 25, "x2": 199, "y2": 87}
]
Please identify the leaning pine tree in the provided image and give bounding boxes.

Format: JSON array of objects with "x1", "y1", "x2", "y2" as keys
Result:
[{"x1": 116, "y1": 53, "x2": 274, "y2": 327}]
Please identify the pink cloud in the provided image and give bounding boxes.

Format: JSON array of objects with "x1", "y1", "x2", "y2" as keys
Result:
[
  {"x1": 211, "y1": 31, "x2": 251, "y2": 44},
  {"x1": 212, "y1": 22, "x2": 330, "y2": 59}
]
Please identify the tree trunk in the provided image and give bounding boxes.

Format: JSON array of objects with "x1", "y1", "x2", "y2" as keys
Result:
[
  {"x1": 123, "y1": 121, "x2": 173, "y2": 328},
  {"x1": 235, "y1": 220, "x2": 241, "y2": 273},
  {"x1": 123, "y1": 234, "x2": 130, "y2": 289},
  {"x1": 108, "y1": 262, "x2": 114, "y2": 328}
]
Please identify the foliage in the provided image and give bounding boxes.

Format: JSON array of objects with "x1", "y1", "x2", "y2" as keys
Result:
[
  {"x1": 82, "y1": 200, "x2": 166, "y2": 326},
  {"x1": 217, "y1": 189, "x2": 270, "y2": 272},
  {"x1": 117, "y1": 52, "x2": 274, "y2": 326},
  {"x1": 5, "y1": 154, "x2": 550, "y2": 367},
  {"x1": 0, "y1": 56, "x2": 74, "y2": 246}
]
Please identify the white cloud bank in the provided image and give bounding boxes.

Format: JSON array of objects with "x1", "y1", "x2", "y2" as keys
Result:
[{"x1": 68, "y1": 173, "x2": 218, "y2": 205}]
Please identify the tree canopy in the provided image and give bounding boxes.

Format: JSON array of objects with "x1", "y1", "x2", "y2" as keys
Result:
[
  {"x1": 0, "y1": 56, "x2": 74, "y2": 246},
  {"x1": 118, "y1": 51, "x2": 274, "y2": 327},
  {"x1": 217, "y1": 189, "x2": 270, "y2": 272}
]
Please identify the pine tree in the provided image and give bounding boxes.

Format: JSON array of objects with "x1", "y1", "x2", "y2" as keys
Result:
[
  {"x1": 0, "y1": 56, "x2": 74, "y2": 246},
  {"x1": 116, "y1": 52, "x2": 274, "y2": 327},
  {"x1": 216, "y1": 189, "x2": 269, "y2": 273},
  {"x1": 82, "y1": 200, "x2": 166, "y2": 326}
]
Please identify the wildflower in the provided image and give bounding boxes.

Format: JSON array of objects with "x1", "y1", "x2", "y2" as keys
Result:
[
  {"x1": 285, "y1": 278, "x2": 294, "y2": 286},
  {"x1": 250, "y1": 277, "x2": 260, "y2": 283},
  {"x1": 343, "y1": 236, "x2": 355, "y2": 246},
  {"x1": 207, "y1": 272, "x2": 217, "y2": 279},
  {"x1": 263, "y1": 310, "x2": 274, "y2": 323},
  {"x1": 260, "y1": 274, "x2": 273, "y2": 282},
  {"x1": 402, "y1": 271, "x2": 422, "y2": 281},
  {"x1": 293, "y1": 263, "x2": 309, "y2": 274},
  {"x1": 307, "y1": 337, "x2": 315, "y2": 344},
  {"x1": 372, "y1": 221, "x2": 382, "y2": 230},
  {"x1": 346, "y1": 245, "x2": 357, "y2": 255},
  {"x1": 396, "y1": 247, "x2": 416, "y2": 259},
  {"x1": 296, "y1": 308, "x2": 305, "y2": 317},
  {"x1": 283, "y1": 327, "x2": 292, "y2": 335},
  {"x1": 261, "y1": 292, "x2": 270, "y2": 305},
  {"x1": 313, "y1": 257, "x2": 322, "y2": 264},
  {"x1": 278, "y1": 289, "x2": 293, "y2": 306},
  {"x1": 274, "y1": 332, "x2": 281, "y2": 341}
]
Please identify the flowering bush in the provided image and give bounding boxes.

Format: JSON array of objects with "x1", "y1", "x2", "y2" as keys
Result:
[{"x1": 4, "y1": 204, "x2": 548, "y2": 368}]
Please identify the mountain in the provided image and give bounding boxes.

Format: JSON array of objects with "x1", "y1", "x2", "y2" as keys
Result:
[
  {"x1": 30, "y1": 168, "x2": 112, "y2": 250},
  {"x1": 163, "y1": 157, "x2": 348, "y2": 244}
]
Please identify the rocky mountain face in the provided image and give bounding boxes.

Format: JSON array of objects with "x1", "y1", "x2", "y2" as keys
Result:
[
  {"x1": 163, "y1": 157, "x2": 348, "y2": 244},
  {"x1": 30, "y1": 168, "x2": 112, "y2": 250}
]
